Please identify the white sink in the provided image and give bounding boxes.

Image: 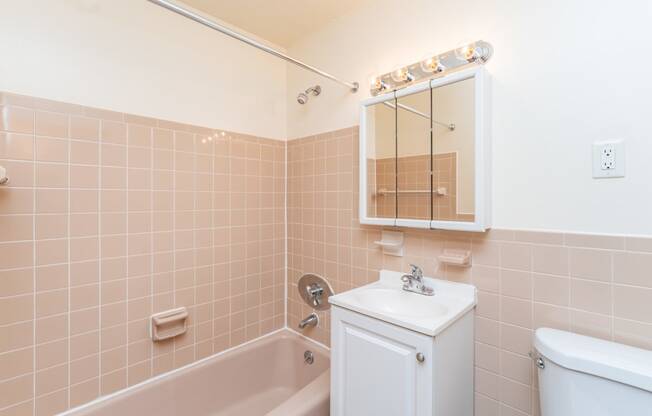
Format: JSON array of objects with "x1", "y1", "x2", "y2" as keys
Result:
[{"x1": 329, "y1": 270, "x2": 477, "y2": 336}]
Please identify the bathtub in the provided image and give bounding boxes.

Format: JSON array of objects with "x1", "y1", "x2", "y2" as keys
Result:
[{"x1": 62, "y1": 330, "x2": 330, "y2": 416}]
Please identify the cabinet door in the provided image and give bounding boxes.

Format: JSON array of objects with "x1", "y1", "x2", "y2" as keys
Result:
[{"x1": 331, "y1": 307, "x2": 432, "y2": 416}]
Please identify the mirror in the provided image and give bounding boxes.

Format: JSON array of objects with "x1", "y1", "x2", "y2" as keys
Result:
[
  {"x1": 432, "y1": 76, "x2": 475, "y2": 222},
  {"x1": 396, "y1": 88, "x2": 431, "y2": 220},
  {"x1": 363, "y1": 95, "x2": 396, "y2": 220},
  {"x1": 359, "y1": 66, "x2": 490, "y2": 231}
]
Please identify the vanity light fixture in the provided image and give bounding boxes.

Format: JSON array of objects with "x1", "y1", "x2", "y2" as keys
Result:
[
  {"x1": 370, "y1": 40, "x2": 493, "y2": 95},
  {"x1": 420, "y1": 57, "x2": 445, "y2": 73},
  {"x1": 370, "y1": 77, "x2": 389, "y2": 94}
]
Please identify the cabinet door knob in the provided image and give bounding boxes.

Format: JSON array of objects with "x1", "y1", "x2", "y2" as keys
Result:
[{"x1": 416, "y1": 352, "x2": 425, "y2": 363}]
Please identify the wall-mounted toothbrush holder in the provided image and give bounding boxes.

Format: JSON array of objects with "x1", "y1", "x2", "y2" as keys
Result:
[
  {"x1": 0, "y1": 165, "x2": 8, "y2": 185},
  {"x1": 150, "y1": 307, "x2": 188, "y2": 341},
  {"x1": 374, "y1": 230, "x2": 404, "y2": 256},
  {"x1": 438, "y1": 249, "x2": 472, "y2": 267}
]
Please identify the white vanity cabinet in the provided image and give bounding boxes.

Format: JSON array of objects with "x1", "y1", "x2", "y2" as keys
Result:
[
  {"x1": 329, "y1": 271, "x2": 476, "y2": 416},
  {"x1": 331, "y1": 307, "x2": 473, "y2": 416}
]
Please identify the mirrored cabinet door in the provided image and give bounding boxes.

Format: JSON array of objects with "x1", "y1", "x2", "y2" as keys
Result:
[
  {"x1": 396, "y1": 87, "x2": 431, "y2": 222},
  {"x1": 359, "y1": 66, "x2": 490, "y2": 232},
  {"x1": 432, "y1": 76, "x2": 475, "y2": 223},
  {"x1": 363, "y1": 94, "x2": 397, "y2": 222}
]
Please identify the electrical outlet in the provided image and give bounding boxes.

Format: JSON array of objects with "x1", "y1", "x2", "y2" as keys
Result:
[{"x1": 593, "y1": 140, "x2": 625, "y2": 178}]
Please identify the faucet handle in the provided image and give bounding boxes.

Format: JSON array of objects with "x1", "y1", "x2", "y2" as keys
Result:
[{"x1": 409, "y1": 264, "x2": 423, "y2": 278}]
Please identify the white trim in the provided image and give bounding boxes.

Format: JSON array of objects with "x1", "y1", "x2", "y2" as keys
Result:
[{"x1": 359, "y1": 90, "x2": 398, "y2": 227}]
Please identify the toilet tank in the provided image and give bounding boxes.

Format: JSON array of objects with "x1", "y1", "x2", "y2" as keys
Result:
[{"x1": 534, "y1": 328, "x2": 652, "y2": 416}]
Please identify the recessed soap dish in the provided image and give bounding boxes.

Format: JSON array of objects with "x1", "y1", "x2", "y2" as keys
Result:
[
  {"x1": 150, "y1": 307, "x2": 188, "y2": 341},
  {"x1": 374, "y1": 230, "x2": 404, "y2": 257},
  {"x1": 438, "y1": 250, "x2": 471, "y2": 267}
]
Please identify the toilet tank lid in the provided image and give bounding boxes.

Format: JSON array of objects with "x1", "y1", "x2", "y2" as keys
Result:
[{"x1": 534, "y1": 328, "x2": 652, "y2": 393}]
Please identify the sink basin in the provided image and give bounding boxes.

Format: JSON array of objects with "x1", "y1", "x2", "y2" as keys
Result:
[
  {"x1": 329, "y1": 270, "x2": 477, "y2": 336},
  {"x1": 348, "y1": 288, "x2": 448, "y2": 318}
]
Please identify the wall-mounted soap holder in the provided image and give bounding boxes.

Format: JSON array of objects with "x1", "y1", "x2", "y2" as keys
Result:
[
  {"x1": 0, "y1": 165, "x2": 8, "y2": 185},
  {"x1": 150, "y1": 307, "x2": 188, "y2": 341},
  {"x1": 438, "y1": 250, "x2": 472, "y2": 267},
  {"x1": 374, "y1": 230, "x2": 404, "y2": 257}
]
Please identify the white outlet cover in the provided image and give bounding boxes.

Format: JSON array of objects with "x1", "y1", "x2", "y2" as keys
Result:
[{"x1": 593, "y1": 140, "x2": 625, "y2": 178}]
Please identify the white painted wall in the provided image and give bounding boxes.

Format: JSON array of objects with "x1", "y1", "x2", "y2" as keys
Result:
[
  {"x1": 286, "y1": 0, "x2": 652, "y2": 236},
  {"x1": 0, "y1": 0, "x2": 287, "y2": 139}
]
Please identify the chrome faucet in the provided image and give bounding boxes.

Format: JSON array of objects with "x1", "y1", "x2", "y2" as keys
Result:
[
  {"x1": 401, "y1": 264, "x2": 434, "y2": 296},
  {"x1": 298, "y1": 313, "x2": 319, "y2": 329}
]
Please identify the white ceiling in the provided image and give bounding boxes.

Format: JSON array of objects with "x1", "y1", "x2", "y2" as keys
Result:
[{"x1": 181, "y1": 0, "x2": 371, "y2": 48}]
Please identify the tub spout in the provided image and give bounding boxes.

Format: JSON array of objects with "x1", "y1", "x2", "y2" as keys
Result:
[{"x1": 298, "y1": 313, "x2": 319, "y2": 329}]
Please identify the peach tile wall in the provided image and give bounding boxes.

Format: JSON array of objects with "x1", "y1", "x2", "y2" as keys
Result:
[
  {"x1": 287, "y1": 127, "x2": 652, "y2": 416},
  {"x1": 0, "y1": 92, "x2": 285, "y2": 415}
]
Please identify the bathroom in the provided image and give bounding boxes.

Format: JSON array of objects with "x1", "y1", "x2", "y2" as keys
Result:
[{"x1": 1, "y1": 0, "x2": 651, "y2": 415}]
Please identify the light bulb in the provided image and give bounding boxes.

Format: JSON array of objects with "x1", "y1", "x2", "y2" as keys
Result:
[
  {"x1": 455, "y1": 43, "x2": 478, "y2": 62},
  {"x1": 370, "y1": 76, "x2": 388, "y2": 92},
  {"x1": 390, "y1": 68, "x2": 414, "y2": 83},
  {"x1": 420, "y1": 57, "x2": 445, "y2": 73},
  {"x1": 201, "y1": 138, "x2": 207, "y2": 144}
]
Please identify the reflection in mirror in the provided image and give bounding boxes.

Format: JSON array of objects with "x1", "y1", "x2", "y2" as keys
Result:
[
  {"x1": 432, "y1": 77, "x2": 475, "y2": 222},
  {"x1": 396, "y1": 88, "x2": 431, "y2": 220},
  {"x1": 364, "y1": 97, "x2": 396, "y2": 219}
]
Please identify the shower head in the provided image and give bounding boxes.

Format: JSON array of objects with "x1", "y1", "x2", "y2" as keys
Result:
[{"x1": 297, "y1": 85, "x2": 321, "y2": 104}]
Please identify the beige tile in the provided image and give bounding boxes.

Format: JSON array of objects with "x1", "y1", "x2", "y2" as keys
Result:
[
  {"x1": 35, "y1": 388, "x2": 68, "y2": 415},
  {"x1": 101, "y1": 121, "x2": 127, "y2": 144},
  {"x1": 70, "y1": 116, "x2": 99, "y2": 141},
  {"x1": 0, "y1": 188, "x2": 33, "y2": 214},
  {"x1": 564, "y1": 233, "x2": 625, "y2": 250},
  {"x1": 625, "y1": 236, "x2": 652, "y2": 253},
  {"x1": 36, "y1": 214, "x2": 67, "y2": 239},
  {"x1": 570, "y1": 278, "x2": 612, "y2": 315},
  {"x1": 1, "y1": 132, "x2": 34, "y2": 160},
  {"x1": 0, "y1": 241, "x2": 33, "y2": 270},
  {"x1": 0, "y1": 106, "x2": 34, "y2": 134},
  {"x1": 1, "y1": 321, "x2": 34, "y2": 353},
  {"x1": 0, "y1": 293, "x2": 33, "y2": 325},
  {"x1": 500, "y1": 269, "x2": 531, "y2": 300},
  {"x1": 0, "y1": 267, "x2": 33, "y2": 297},
  {"x1": 500, "y1": 243, "x2": 531, "y2": 271},
  {"x1": 501, "y1": 296, "x2": 532, "y2": 328},
  {"x1": 36, "y1": 339, "x2": 68, "y2": 370},
  {"x1": 0, "y1": 215, "x2": 33, "y2": 242},
  {"x1": 532, "y1": 245, "x2": 568, "y2": 276},
  {"x1": 36, "y1": 289, "x2": 68, "y2": 318},
  {"x1": 0, "y1": 347, "x2": 33, "y2": 380},
  {"x1": 36, "y1": 363, "x2": 68, "y2": 395},
  {"x1": 614, "y1": 251, "x2": 652, "y2": 288},
  {"x1": 533, "y1": 302, "x2": 570, "y2": 331},
  {"x1": 35, "y1": 136, "x2": 67, "y2": 162},
  {"x1": 613, "y1": 285, "x2": 652, "y2": 323},
  {"x1": 569, "y1": 248, "x2": 612, "y2": 282},
  {"x1": 571, "y1": 310, "x2": 612, "y2": 340},
  {"x1": 614, "y1": 318, "x2": 652, "y2": 350},
  {"x1": 35, "y1": 111, "x2": 68, "y2": 138},
  {"x1": 35, "y1": 162, "x2": 68, "y2": 188},
  {"x1": 71, "y1": 140, "x2": 99, "y2": 165},
  {"x1": 0, "y1": 373, "x2": 33, "y2": 409}
]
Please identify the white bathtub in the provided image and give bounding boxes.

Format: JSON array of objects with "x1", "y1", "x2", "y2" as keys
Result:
[{"x1": 61, "y1": 330, "x2": 330, "y2": 416}]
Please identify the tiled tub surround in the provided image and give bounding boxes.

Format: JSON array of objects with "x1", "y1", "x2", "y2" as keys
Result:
[
  {"x1": 0, "y1": 92, "x2": 285, "y2": 415},
  {"x1": 287, "y1": 128, "x2": 652, "y2": 416}
]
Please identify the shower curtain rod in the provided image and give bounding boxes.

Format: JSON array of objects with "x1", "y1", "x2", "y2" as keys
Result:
[
  {"x1": 383, "y1": 102, "x2": 455, "y2": 131},
  {"x1": 147, "y1": 0, "x2": 359, "y2": 92}
]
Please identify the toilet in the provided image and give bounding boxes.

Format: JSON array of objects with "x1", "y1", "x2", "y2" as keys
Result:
[{"x1": 534, "y1": 328, "x2": 652, "y2": 416}]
